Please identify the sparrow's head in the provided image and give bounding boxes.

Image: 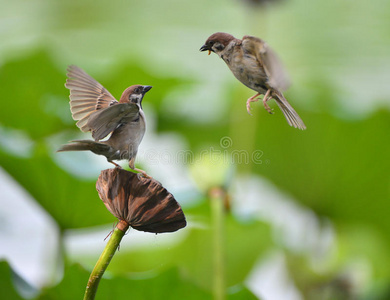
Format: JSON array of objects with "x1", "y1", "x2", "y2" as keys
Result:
[
  {"x1": 120, "y1": 85, "x2": 152, "y2": 106},
  {"x1": 200, "y1": 32, "x2": 236, "y2": 55}
]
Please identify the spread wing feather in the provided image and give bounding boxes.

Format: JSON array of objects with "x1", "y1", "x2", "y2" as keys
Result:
[
  {"x1": 242, "y1": 36, "x2": 290, "y2": 91},
  {"x1": 65, "y1": 65, "x2": 118, "y2": 132}
]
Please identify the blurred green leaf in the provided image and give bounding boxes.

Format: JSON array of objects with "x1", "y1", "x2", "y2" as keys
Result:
[
  {"x1": 251, "y1": 109, "x2": 390, "y2": 235},
  {"x1": 0, "y1": 144, "x2": 112, "y2": 230},
  {"x1": 105, "y1": 202, "x2": 271, "y2": 291},
  {"x1": 0, "y1": 51, "x2": 68, "y2": 139},
  {"x1": 38, "y1": 263, "x2": 258, "y2": 300},
  {"x1": 176, "y1": 213, "x2": 271, "y2": 290},
  {"x1": 337, "y1": 224, "x2": 390, "y2": 279},
  {"x1": 38, "y1": 264, "x2": 88, "y2": 300},
  {"x1": 0, "y1": 261, "x2": 24, "y2": 300},
  {"x1": 1, "y1": 0, "x2": 390, "y2": 298},
  {"x1": 97, "y1": 268, "x2": 212, "y2": 300},
  {"x1": 38, "y1": 264, "x2": 212, "y2": 300}
]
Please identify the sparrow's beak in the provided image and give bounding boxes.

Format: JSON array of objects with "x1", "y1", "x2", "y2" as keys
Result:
[
  {"x1": 200, "y1": 45, "x2": 212, "y2": 55},
  {"x1": 142, "y1": 86, "x2": 152, "y2": 93}
]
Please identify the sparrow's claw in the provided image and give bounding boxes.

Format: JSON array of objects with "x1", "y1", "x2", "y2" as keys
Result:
[
  {"x1": 135, "y1": 168, "x2": 151, "y2": 179},
  {"x1": 263, "y1": 89, "x2": 273, "y2": 114},
  {"x1": 109, "y1": 161, "x2": 122, "y2": 168},
  {"x1": 246, "y1": 93, "x2": 261, "y2": 115},
  {"x1": 246, "y1": 102, "x2": 253, "y2": 115},
  {"x1": 263, "y1": 103, "x2": 274, "y2": 114}
]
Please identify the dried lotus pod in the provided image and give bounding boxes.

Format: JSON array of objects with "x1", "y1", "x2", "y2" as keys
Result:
[{"x1": 96, "y1": 168, "x2": 186, "y2": 233}]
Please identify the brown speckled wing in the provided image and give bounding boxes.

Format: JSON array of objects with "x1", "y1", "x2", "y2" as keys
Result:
[
  {"x1": 65, "y1": 65, "x2": 118, "y2": 132},
  {"x1": 242, "y1": 36, "x2": 291, "y2": 91},
  {"x1": 85, "y1": 103, "x2": 139, "y2": 141},
  {"x1": 96, "y1": 168, "x2": 187, "y2": 234}
]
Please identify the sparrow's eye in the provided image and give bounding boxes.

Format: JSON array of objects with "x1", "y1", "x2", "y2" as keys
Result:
[{"x1": 134, "y1": 87, "x2": 141, "y2": 94}]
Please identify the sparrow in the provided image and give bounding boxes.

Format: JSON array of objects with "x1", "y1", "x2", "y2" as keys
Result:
[
  {"x1": 200, "y1": 32, "x2": 306, "y2": 130},
  {"x1": 57, "y1": 65, "x2": 152, "y2": 175}
]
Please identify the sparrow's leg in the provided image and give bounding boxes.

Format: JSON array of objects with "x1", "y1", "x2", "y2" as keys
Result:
[
  {"x1": 263, "y1": 89, "x2": 273, "y2": 114},
  {"x1": 246, "y1": 92, "x2": 261, "y2": 115},
  {"x1": 109, "y1": 161, "x2": 122, "y2": 168},
  {"x1": 134, "y1": 168, "x2": 151, "y2": 178},
  {"x1": 128, "y1": 157, "x2": 150, "y2": 178}
]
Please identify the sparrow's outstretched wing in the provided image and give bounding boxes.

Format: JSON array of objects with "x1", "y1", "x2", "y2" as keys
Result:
[
  {"x1": 85, "y1": 103, "x2": 140, "y2": 141},
  {"x1": 242, "y1": 36, "x2": 291, "y2": 91},
  {"x1": 65, "y1": 65, "x2": 118, "y2": 132}
]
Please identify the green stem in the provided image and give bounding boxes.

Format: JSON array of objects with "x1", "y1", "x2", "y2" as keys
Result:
[
  {"x1": 210, "y1": 188, "x2": 225, "y2": 300},
  {"x1": 83, "y1": 220, "x2": 129, "y2": 300}
]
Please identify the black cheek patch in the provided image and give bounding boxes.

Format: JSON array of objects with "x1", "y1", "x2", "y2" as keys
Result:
[{"x1": 130, "y1": 97, "x2": 139, "y2": 104}]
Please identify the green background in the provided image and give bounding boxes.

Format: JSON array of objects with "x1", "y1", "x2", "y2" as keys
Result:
[{"x1": 0, "y1": 0, "x2": 389, "y2": 299}]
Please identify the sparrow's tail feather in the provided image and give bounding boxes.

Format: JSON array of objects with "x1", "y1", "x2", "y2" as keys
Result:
[
  {"x1": 57, "y1": 139, "x2": 112, "y2": 157},
  {"x1": 273, "y1": 91, "x2": 306, "y2": 130}
]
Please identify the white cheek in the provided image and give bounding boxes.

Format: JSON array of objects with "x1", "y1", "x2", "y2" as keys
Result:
[{"x1": 130, "y1": 95, "x2": 142, "y2": 103}]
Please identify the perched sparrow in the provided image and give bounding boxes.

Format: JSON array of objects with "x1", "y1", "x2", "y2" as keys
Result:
[
  {"x1": 57, "y1": 65, "x2": 152, "y2": 175},
  {"x1": 200, "y1": 32, "x2": 306, "y2": 130}
]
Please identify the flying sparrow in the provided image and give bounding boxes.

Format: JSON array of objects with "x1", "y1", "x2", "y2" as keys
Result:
[
  {"x1": 57, "y1": 65, "x2": 152, "y2": 175},
  {"x1": 200, "y1": 32, "x2": 306, "y2": 130}
]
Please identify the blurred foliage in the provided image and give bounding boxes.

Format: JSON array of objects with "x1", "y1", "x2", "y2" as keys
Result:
[
  {"x1": 37, "y1": 264, "x2": 257, "y2": 300},
  {"x1": 107, "y1": 202, "x2": 272, "y2": 287},
  {"x1": 0, "y1": 261, "x2": 24, "y2": 300},
  {"x1": 1, "y1": 0, "x2": 390, "y2": 299}
]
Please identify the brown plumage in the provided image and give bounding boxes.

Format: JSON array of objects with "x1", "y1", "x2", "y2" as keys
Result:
[
  {"x1": 200, "y1": 32, "x2": 306, "y2": 130},
  {"x1": 58, "y1": 65, "x2": 152, "y2": 172}
]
